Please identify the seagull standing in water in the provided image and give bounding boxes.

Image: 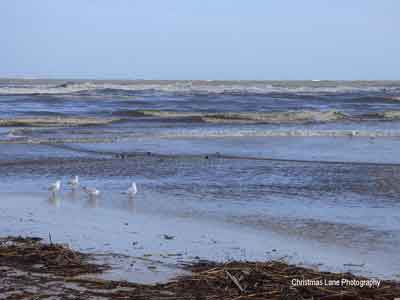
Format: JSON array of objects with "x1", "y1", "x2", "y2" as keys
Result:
[
  {"x1": 48, "y1": 180, "x2": 61, "y2": 194},
  {"x1": 127, "y1": 182, "x2": 138, "y2": 198},
  {"x1": 68, "y1": 176, "x2": 79, "y2": 189}
]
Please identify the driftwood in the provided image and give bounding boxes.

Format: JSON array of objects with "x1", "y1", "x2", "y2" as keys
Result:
[{"x1": 226, "y1": 270, "x2": 246, "y2": 293}]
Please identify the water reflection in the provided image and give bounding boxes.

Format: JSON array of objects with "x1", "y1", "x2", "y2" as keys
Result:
[
  {"x1": 47, "y1": 193, "x2": 60, "y2": 207},
  {"x1": 66, "y1": 189, "x2": 79, "y2": 202},
  {"x1": 85, "y1": 195, "x2": 99, "y2": 208},
  {"x1": 126, "y1": 198, "x2": 136, "y2": 214}
]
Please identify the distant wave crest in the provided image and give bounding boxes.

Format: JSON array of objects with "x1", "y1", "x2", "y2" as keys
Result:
[
  {"x1": 0, "y1": 117, "x2": 121, "y2": 127},
  {"x1": 1, "y1": 81, "x2": 400, "y2": 98}
]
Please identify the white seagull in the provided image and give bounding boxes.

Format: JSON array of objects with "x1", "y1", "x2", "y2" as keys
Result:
[
  {"x1": 48, "y1": 180, "x2": 61, "y2": 194},
  {"x1": 68, "y1": 176, "x2": 79, "y2": 189},
  {"x1": 127, "y1": 182, "x2": 138, "y2": 198}
]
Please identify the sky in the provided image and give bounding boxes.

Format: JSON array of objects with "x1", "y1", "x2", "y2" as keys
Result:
[{"x1": 1, "y1": 0, "x2": 399, "y2": 80}]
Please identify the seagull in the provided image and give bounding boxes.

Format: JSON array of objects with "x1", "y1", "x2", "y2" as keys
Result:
[
  {"x1": 48, "y1": 180, "x2": 61, "y2": 194},
  {"x1": 68, "y1": 176, "x2": 79, "y2": 189},
  {"x1": 127, "y1": 182, "x2": 138, "y2": 198},
  {"x1": 82, "y1": 186, "x2": 100, "y2": 197}
]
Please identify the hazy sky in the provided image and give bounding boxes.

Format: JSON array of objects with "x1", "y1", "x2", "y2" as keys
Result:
[{"x1": 1, "y1": 1, "x2": 399, "y2": 80}]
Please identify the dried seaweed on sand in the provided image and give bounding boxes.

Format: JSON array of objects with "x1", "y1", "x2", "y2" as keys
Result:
[{"x1": 1, "y1": 236, "x2": 399, "y2": 299}]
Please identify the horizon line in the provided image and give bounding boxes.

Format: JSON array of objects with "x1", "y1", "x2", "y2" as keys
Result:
[{"x1": 0, "y1": 77, "x2": 399, "y2": 83}]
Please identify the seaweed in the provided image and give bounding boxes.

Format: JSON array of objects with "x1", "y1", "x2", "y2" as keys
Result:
[{"x1": 1, "y1": 236, "x2": 399, "y2": 299}]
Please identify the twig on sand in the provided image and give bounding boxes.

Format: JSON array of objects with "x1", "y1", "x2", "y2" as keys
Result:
[{"x1": 226, "y1": 270, "x2": 246, "y2": 293}]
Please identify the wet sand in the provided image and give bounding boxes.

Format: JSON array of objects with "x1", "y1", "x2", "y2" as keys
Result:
[{"x1": 0, "y1": 189, "x2": 398, "y2": 283}]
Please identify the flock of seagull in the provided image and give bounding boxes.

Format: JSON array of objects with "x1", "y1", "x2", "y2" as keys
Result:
[{"x1": 48, "y1": 176, "x2": 138, "y2": 199}]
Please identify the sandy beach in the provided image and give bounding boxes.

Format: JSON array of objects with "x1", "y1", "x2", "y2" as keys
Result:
[{"x1": 1, "y1": 237, "x2": 400, "y2": 299}]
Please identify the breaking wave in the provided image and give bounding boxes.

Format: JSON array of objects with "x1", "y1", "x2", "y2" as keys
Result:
[
  {"x1": 115, "y1": 110, "x2": 346, "y2": 124},
  {"x1": 114, "y1": 109, "x2": 400, "y2": 124},
  {"x1": 149, "y1": 129, "x2": 400, "y2": 139}
]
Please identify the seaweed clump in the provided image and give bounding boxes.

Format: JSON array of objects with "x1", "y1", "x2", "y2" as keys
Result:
[{"x1": 0, "y1": 236, "x2": 107, "y2": 276}]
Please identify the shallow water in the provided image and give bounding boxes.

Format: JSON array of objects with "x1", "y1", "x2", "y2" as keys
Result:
[{"x1": 1, "y1": 80, "x2": 400, "y2": 280}]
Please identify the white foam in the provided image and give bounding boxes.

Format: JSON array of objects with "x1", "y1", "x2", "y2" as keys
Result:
[
  {"x1": 155, "y1": 129, "x2": 400, "y2": 139},
  {"x1": 0, "y1": 81, "x2": 399, "y2": 96}
]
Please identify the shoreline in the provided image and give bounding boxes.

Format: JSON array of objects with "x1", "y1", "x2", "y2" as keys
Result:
[
  {"x1": 1, "y1": 236, "x2": 399, "y2": 299},
  {"x1": 1, "y1": 191, "x2": 398, "y2": 282}
]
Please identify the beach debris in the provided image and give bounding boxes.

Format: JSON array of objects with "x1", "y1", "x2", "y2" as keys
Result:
[
  {"x1": 178, "y1": 261, "x2": 400, "y2": 300},
  {"x1": 226, "y1": 270, "x2": 246, "y2": 293},
  {"x1": 0, "y1": 236, "x2": 107, "y2": 277},
  {"x1": 163, "y1": 234, "x2": 175, "y2": 240},
  {"x1": 1, "y1": 236, "x2": 400, "y2": 299}
]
